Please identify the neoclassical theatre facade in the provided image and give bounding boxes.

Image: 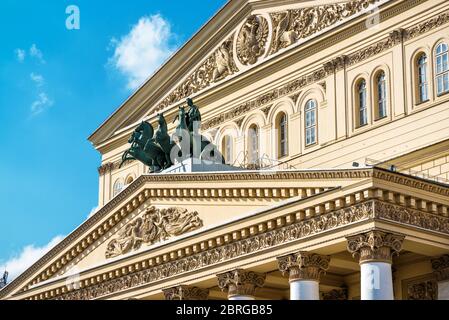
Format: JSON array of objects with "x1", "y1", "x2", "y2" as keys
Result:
[{"x1": 2, "y1": 0, "x2": 449, "y2": 300}]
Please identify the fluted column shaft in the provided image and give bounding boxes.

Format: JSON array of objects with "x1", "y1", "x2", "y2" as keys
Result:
[
  {"x1": 347, "y1": 230, "x2": 404, "y2": 300},
  {"x1": 277, "y1": 251, "x2": 330, "y2": 300},
  {"x1": 217, "y1": 269, "x2": 266, "y2": 300}
]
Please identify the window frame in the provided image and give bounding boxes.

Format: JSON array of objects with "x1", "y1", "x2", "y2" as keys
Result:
[
  {"x1": 305, "y1": 99, "x2": 318, "y2": 147},
  {"x1": 435, "y1": 42, "x2": 449, "y2": 96}
]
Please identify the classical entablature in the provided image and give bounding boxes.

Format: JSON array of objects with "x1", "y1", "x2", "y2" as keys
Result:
[{"x1": 1, "y1": 167, "x2": 449, "y2": 300}]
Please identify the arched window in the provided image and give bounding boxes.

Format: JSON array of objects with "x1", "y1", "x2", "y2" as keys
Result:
[
  {"x1": 376, "y1": 72, "x2": 387, "y2": 119},
  {"x1": 357, "y1": 80, "x2": 368, "y2": 127},
  {"x1": 221, "y1": 135, "x2": 233, "y2": 165},
  {"x1": 436, "y1": 43, "x2": 449, "y2": 95},
  {"x1": 113, "y1": 179, "x2": 124, "y2": 197},
  {"x1": 417, "y1": 53, "x2": 429, "y2": 103},
  {"x1": 125, "y1": 175, "x2": 134, "y2": 185},
  {"x1": 248, "y1": 125, "x2": 259, "y2": 164},
  {"x1": 277, "y1": 113, "x2": 288, "y2": 158},
  {"x1": 305, "y1": 100, "x2": 317, "y2": 146}
]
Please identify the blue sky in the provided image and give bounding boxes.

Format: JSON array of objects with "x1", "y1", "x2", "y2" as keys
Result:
[{"x1": 0, "y1": 0, "x2": 227, "y2": 280}]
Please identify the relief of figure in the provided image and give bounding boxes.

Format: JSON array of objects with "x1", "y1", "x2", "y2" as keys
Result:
[
  {"x1": 105, "y1": 207, "x2": 203, "y2": 259},
  {"x1": 159, "y1": 208, "x2": 203, "y2": 238},
  {"x1": 272, "y1": 11, "x2": 297, "y2": 53},
  {"x1": 212, "y1": 42, "x2": 233, "y2": 82},
  {"x1": 105, "y1": 218, "x2": 144, "y2": 259}
]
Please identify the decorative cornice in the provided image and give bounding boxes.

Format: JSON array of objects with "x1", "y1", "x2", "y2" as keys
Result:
[
  {"x1": 162, "y1": 285, "x2": 209, "y2": 300},
  {"x1": 217, "y1": 269, "x2": 266, "y2": 298},
  {"x1": 19, "y1": 199, "x2": 449, "y2": 300},
  {"x1": 431, "y1": 255, "x2": 449, "y2": 282},
  {"x1": 404, "y1": 12, "x2": 449, "y2": 41},
  {"x1": 346, "y1": 230, "x2": 405, "y2": 264},
  {"x1": 98, "y1": 160, "x2": 135, "y2": 176},
  {"x1": 4, "y1": 167, "x2": 449, "y2": 300},
  {"x1": 45, "y1": 201, "x2": 375, "y2": 300},
  {"x1": 277, "y1": 251, "x2": 330, "y2": 282},
  {"x1": 374, "y1": 201, "x2": 449, "y2": 234}
]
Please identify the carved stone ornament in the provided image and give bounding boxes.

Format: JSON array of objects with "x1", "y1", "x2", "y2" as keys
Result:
[
  {"x1": 431, "y1": 255, "x2": 449, "y2": 282},
  {"x1": 105, "y1": 206, "x2": 203, "y2": 259},
  {"x1": 407, "y1": 280, "x2": 437, "y2": 300},
  {"x1": 162, "y1": 285, "x2": 209, "y2": 300},
  {"x1": 156, "y1": 35, "x2": 238, "y2": 112},
  {"x1": 346, "y1": 230, "x2": 405, "y2": 264},
  {"x1": 322, "y1": 288, "x2": 348, "y2": 300},
  {"x1": 277, "y1": 251, "x2": 330, "y2": 282},
  {"x1": 217, "y1": 269, "x2": 266, "y2": 298},
  {"x1": 269, "y1": 0, "x2": 382, "y2": 54},
  {"x1": 236, "y1": 15, "x2": 269, "y2": 66}
]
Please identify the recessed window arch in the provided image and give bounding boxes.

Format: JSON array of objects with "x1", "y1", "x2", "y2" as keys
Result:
[
  {"x1": 113, "y1": 179, "x2": 124, "y2": 197},
  {"x1": 374, "y1": 71, "x2": 387, "y2": 120},
  {"x1": 221, "y1": 135, "x2": 233, "y2": 165},
  {"x1": 356, "y1": 79, "x2": 368, "y2": 127},
  {"x1": 248, "y1": 124, "x2": 260, "y2": 165},
  {"x1": 415, "y1": 53, "x2": 429, "y2": 103},
  {"x1": 435, "y1": 42, "x2": 449, "y2": 95},
  {"x1": 276, "y1": 112, "x2": 288, "y2": 158},
  {"x1": 305, "y1": 99, "x2": 317, "y2": 146},
  {"x1": 125, "y1": 175, "x2": 135, "y2": 185}
]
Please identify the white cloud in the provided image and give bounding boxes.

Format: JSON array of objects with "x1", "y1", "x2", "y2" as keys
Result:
[
  {"x1": 29, "y1": 44, "x2": 45, "y2": 64},
  {"x1": 30, "y1": 73, "x2": 44, "y2": 87},
  {"x1": 31, "y1": 92, "x2": 54, "y2": 116},
  {"x1": 87, "y1": 206, "x2": 99, "y2": 219},
  {"x1": 109, "y1": 14, "x2": 177, "y2": 90},
  {"x1": 15, "y1": 48, "x2": 26, "y2": 62},
  {"x1": 0, "y1": 235, "x2": 65, "y2": 282}
]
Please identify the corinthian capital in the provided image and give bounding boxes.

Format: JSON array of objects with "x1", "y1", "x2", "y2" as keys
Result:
[
  {"x1": 162, "y1": 285, "x2": 209, "y2": 300},
  {"x1": 217, "y1": 269, "x2": 266, "y2": 298},
  {"x1": 431, "y1": 255, "x2": 449, "y2": 282},
  {"x1": 346, "y1": 230, "x2": 404, "y2": 264},
  {"x1": 277, "y1": 251, "x2": 330, "y2": 282}
]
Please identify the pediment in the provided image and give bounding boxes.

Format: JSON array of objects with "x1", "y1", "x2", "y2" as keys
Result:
[
  {"x1": 3, "y1": 168, "x2": 380, "y2": 299},
  {"x1": 89, "y1": 0, "x2": 389, "y2": 146}
]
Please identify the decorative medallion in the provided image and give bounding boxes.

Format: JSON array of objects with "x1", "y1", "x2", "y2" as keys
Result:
[
  {"x1": 407, "y1": 280, "x2": 437, "y2": 300},
  {"x1": 236, "y1": 15, "x2": 269, "y2": 66},
  {"x1": 105, "y1": 206, "x2": 203, "y2": 259}
]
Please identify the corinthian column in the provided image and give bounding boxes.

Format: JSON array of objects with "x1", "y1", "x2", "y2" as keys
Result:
[
  {"x1": 277, "y1": 251, "x2": 330, "y2": 300},
  {"x1": 347, "y1": 230, "x2": 404, "y2": 300},
  {"x1": 162, "y1": 285, "x2": 209, "y2": 300},
  {"x1": 431, "y1": 255, "x2": 449, "y2": 300},
  {"x1": 217, "y1": 269, "x2": 266, "y2": 300}
]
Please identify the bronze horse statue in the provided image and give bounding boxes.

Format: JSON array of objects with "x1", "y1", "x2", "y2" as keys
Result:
[
  {"x1": 121, "y1": 98, "x2": 225, "y2": 173},
  {"x1": 121, "y1": 121, "x2": 169, "y2": 172}
]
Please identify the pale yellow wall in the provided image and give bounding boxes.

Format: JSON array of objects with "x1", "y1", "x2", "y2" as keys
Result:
[{"x1": 96, "y1": 0, "x2": 449, "y2": 207}]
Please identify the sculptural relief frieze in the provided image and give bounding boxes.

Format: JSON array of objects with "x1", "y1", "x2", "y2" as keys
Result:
[
  {"x1": 156, "y1": 36, "x2": 238, "y2": 113},
  {"x1": 269, "y1": 0, "x2": 382, "y2": 55},
  {"x1": 105, "y1": 206, "x2": 203, "y2": 259}
]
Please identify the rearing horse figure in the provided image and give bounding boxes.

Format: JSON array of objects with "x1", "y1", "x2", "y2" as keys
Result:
[
  {"x1": 155, "y1": 113, "x2": 175, "y2": 167},
  {"x1": 120, "y1": 121, "x2": 168, "y2": 172}
]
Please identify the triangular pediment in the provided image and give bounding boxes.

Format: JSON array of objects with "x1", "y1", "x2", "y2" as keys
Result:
[
  {"x1": 1, "y1": 168, "x2": 374, "y2": 299},
  {"x1": 3, "y1": 168, "x2": 449, "y2": 300},
  {"x1": 89, "y1": 0, "x2": 389, "y2": 147}
]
